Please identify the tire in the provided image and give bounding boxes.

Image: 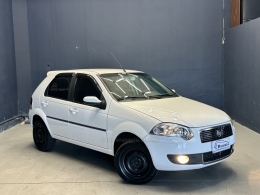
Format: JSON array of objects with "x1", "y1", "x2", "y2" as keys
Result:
[
  {"x1": 114, "y1": 140, "x2": 158, "y2": 184},
  {"x1": 33, "y1": 120, "x2": 56, "y2": 152}
]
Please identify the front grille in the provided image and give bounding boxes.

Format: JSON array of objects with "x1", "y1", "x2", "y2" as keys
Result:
[
  {"x1": 203, "y1": 147, "x2": 233, "y2": 163},
  {"x1": 200, "y1": 124, "x2": 233, "y2": 143}
]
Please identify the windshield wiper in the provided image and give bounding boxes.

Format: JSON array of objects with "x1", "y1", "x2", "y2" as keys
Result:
[
  {"x1": 149, "y1": 94, "x2": 174, "y2": 99},
  {"x1": 118, "y1": 96, "x2": 148, "y2": 101}
]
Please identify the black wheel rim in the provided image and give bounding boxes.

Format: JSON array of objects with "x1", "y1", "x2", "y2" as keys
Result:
[
  {"x1": 34, "y1": 125, "x2": 46, "y2": 147},
  {"x1": 119, "y1": 148, "x2": 152, "y2": 179}
]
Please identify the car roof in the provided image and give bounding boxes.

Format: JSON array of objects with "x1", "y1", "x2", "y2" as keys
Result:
[{"x1": 47, "y1": 69, "x2": 143, "y2": 76}]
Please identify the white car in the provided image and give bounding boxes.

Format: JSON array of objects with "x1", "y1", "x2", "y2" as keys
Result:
[{"x1": 29, "y1": 69, "x2": 235, "y2": 184}]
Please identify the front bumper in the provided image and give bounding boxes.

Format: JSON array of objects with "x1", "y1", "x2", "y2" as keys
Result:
[
  {"x1": 167, "y1": 145, "x2": 234, "y2": 164},
  {"x1": 143, "y1": 122, "x2": 235, "y2": 171}
]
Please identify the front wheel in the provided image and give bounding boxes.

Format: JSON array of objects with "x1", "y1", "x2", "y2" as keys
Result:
[{"x1": 114, "y1": 141, "x2": 158, "y2": 184}]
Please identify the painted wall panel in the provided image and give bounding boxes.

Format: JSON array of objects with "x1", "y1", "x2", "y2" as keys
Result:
[
  {"x1": 0, "y1": 0, "x2": 18, "y2": 122},
  {"x1": 27, "y1": 0, "x2": 225, "y2": 109},
  {"x1": 225, "y1": 18, "x2": 260, "y2": 133},
  {"x1": 12, "y1": 0, "x2": 32, "y2": 114}
]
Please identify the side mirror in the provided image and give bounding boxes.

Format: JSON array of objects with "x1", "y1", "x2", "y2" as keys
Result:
[
  {"x1": 172, "y1": 89, "x2": 176, "y2": 93},
  {"x1": 83, "y1": 96, "x2": 105, "y2": 109}
]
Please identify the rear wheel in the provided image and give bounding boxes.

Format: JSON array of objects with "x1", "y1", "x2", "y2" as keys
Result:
[
  {"x1": 114, "y1": 140, "x2": 158, "y2": 184},
  {"x1": 33, "y1": 120, "x2": 56, "y2": 151}
]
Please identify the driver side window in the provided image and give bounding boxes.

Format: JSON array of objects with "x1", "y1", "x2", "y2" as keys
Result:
[{"x1": 74, "y1": 76, "x2": 101, "y2": 104}]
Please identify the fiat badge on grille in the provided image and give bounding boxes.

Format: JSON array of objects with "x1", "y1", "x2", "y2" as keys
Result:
[{"x1": 216, "y1": 128, "x2": 224, "y2": 137}]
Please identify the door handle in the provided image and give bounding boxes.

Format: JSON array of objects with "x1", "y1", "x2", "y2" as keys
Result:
[
  {"x1": 41, "y1": 101, "x2": 48, "y2": 107},
  {"x1": 69, "y1": 108, "x2": 78, "y2": 114}
]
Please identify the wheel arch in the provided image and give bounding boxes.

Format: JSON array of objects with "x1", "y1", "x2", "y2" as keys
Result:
[
  {"x1": 110, "y1": 121, "x2": 151, "y2": 156},
  {"x1": 113, "y1": 132, "x2": 145, "y2": 155},
  {"x1": 30, "y1": 108, "x2": 53, "y2": 136},
  {"x1": 32, "y1": 115, "x2": 45, "y2": 126}
]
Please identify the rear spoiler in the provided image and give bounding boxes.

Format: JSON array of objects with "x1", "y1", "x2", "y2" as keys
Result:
[
  {"x1": 47, "y1": 71, "x2": 59, "y2": 76},
  {"x1": 47, "y1": 70, "x2": 76, "y2": 76}
]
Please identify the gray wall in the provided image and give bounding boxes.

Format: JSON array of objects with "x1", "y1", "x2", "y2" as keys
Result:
[
  {"x1": 0, "y1": 0, "x2": 18, "y2": 122},
  {"x1": 242, "y1": 0, "x2": 260, "y2": 23},
  {"x1": 12, "y1": 0, "x2": 32, "y2": 115},
  {"x1": 224, "y1": 18, "x2": 260, "y2": 133},
  {"x1": 27, "y1": 0, "x2": 225, "y2": 109}
]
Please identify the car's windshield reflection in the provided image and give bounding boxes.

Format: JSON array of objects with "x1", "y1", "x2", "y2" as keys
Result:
[{"x1": 100, "y1": 73, "x2": 178, "y2": 101}]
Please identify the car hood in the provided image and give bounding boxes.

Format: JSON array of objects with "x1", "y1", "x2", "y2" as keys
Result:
[{"x1": 121, "y1": 97, "x2": 230, "y2": 127}]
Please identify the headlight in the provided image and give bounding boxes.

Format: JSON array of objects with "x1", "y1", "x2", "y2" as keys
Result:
[{"x1": 150, "y1": 123, "x2": 194, "y2": 140}]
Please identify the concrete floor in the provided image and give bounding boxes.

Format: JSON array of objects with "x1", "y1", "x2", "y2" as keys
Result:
[{"x1": 0, "y1": 122, "x2": 259, "y2": 195}]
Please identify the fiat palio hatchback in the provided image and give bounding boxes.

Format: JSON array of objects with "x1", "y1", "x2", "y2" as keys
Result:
[{"x1": 29, "y1": 69, "x2": 235, "y2": 184}]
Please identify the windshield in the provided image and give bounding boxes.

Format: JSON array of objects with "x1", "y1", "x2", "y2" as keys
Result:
[{"x1": 100, "y1": 73, "x2": 178, "y2": 101}]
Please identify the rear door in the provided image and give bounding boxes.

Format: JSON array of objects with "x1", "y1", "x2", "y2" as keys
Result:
[
  {"x1": 40, "y1": 73, "x2": 73, "y2": 138},
  {"x1": 67, "y1": 74, "x2": 108, "y2": 149}
]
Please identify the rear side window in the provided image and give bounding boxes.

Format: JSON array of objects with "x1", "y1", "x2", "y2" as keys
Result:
[{"x1": 45, "y1": 75, "x2": 72, "y2": 100}]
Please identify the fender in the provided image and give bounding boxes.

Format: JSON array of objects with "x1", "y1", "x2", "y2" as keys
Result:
[
  {"x1": 30, "y1": 108, "x2": 54, "y2": 137},
  {"x1": 107, "y1": 119, "x2": 151, "y2": 154},
  {"x1": 107, "y1": 100, "x2": 160, "y2": 154}
]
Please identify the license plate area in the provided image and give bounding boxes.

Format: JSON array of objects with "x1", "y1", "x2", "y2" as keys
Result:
[{"x1": 211, "y1": 137, "x2": 230, "y2": 153}]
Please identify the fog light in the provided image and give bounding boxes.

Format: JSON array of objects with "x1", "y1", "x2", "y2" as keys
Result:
[{"x1": 177, "y1": 155, "x2": 189, "y2": 164}]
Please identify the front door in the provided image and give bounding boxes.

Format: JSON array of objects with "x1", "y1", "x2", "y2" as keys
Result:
[{"x1": 68, "y1": 74, "x2": 108, "y2": 149}]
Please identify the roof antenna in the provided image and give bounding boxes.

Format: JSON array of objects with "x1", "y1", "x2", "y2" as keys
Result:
[{"x1": 111, "y1": 53, "x2": 127, "y2": 74}]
